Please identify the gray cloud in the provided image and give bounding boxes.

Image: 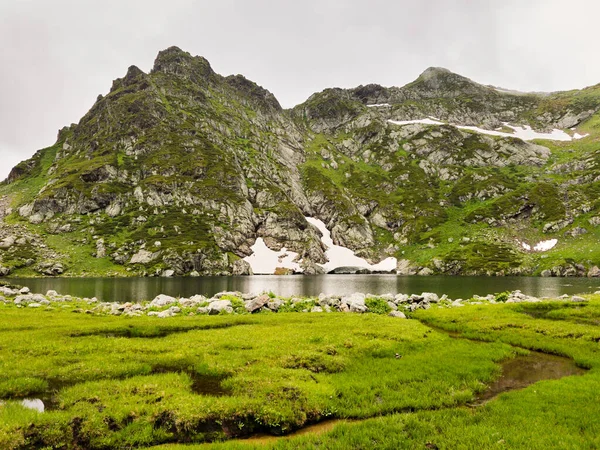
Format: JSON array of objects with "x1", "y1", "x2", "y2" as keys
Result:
[{"x1": 2, "y1": 0, "x2": 599, "y2": 180}]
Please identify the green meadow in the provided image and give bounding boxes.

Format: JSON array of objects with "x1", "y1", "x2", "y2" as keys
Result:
[{"x1": 1, "y1": 294, "x2": 599, "y2": 449}]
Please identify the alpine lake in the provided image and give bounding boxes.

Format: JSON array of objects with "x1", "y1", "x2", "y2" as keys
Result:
[{"x1": 8, "y1": 274, "x2": 600, "y2": 303}]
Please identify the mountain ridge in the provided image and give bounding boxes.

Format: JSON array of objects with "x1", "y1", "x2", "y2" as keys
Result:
[{"x1": 2, "y1": 46, "x2": 600, "y2": 278}]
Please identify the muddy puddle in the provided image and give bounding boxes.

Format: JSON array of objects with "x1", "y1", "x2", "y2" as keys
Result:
[
  {"x1": 244, "y1": 419, "x2": 350, "y2": 444},
  {"x1": 190, "y1": 373, "x2": 230, "y2": 397},
  {"x1": 472, "y1": 351, "x2": 586, "y2": 405}
]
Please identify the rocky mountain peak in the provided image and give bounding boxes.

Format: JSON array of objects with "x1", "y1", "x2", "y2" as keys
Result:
[
  {"x1": 350, "y1": 84, "x2": 390, "y2": 105},
  {"x1": 407, "y1": 66, "x2": 489, "y2": 99},
  {"x1": 418, "y1": 66, "x2": 453, "y2": 80},
  {"x1": 151, "y1": 46, "x2": 215, "y2": 83},
  {"x1": 124, "y1": 65, "x2": 146, "y2": 82}
]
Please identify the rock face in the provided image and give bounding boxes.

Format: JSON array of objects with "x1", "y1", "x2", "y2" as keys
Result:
[{"x1": 2, "y1": 48, "x2": 600, "y2": 277}]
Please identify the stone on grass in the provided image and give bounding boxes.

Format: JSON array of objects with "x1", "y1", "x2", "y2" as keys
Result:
[
  {"x1": 245, "y1": 294, "x2": 269, "y2": 313},
  {"x1": 421, "y1": 292, "x2": 440, "y2": 303},
  {"x1": 208, "y1": 300, "x2": 232, "y2": 315},
  {"x1": 150, "y1": 294, "x2": 178, "y2": 307},
  {"x1": 341, "y1": 293, "x2": 366, "y2": 313},
  {"x1": 267, "y1": 299, "x2": 284, "y2": 311}
]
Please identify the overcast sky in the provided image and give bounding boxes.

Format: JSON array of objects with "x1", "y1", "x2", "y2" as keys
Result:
[{"x1": 2, "y1": 0, "x2": 600, "y2": 181}]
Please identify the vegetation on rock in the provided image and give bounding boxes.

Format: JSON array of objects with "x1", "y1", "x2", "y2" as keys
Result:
[{"x1": 2, "y1": 47, "x2": 600, "y2": 277}]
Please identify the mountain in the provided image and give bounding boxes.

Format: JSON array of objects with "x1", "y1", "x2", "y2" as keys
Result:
[{"x1": 2, "y1": 46, "x2": 600, "y2": 278}]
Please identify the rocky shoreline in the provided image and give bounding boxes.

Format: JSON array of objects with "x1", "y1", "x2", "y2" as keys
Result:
[{"x1": 0, "y1": 283, "x2": 590, "y2": 318}]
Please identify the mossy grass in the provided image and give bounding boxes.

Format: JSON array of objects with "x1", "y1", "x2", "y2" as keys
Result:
[
  {"x1": 150, "y1": 295, "x2": 600, "y2": 449},
  {"x1": 0, "y1": 302, "x2": 519, "y2": 448}
]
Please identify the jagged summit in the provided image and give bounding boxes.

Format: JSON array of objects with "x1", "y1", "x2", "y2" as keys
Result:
[{"x1": 151, "y1": 46, "x2": 215, "y2": 82}]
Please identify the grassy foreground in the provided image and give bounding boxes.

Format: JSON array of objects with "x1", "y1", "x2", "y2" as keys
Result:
[{"x1": 1, "y1": 295, "x2": 599, "y2": 449}]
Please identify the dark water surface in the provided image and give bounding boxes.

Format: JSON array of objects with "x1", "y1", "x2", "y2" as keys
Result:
[
  {"x1": 473, "y1": 351, "x2": 586, "y2": 405},
  {"x1": 8, "y1": 275, "x2": 600, "y2": 303}
]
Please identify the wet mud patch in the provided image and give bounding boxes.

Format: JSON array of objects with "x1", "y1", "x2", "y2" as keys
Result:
[
  {"x1": 244, "y1": 419, "x2": 351, "y2": 444},
  {"x1": 473, "y1": 351, "x2": 586, "y2": 404},
  {"x1": 149, "y1": 365, "x2": 232, "y2": 397},
  {"x1": 422, "y1": 322, "x2": 588, "y2": 405},
  {"x1": 189, "y1": 373, "x2": 231, "y2": 397},
  {"x1": 70, "y1": 320, "x2": 252, "y2": 339},
  {"x1": 514, "y1": 302, "x2": 589, "y2": 321}
]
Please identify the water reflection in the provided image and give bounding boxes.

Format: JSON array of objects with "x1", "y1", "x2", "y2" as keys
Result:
[{"x1": 7, "y1": 275, "x2": 600, "y2": 303}]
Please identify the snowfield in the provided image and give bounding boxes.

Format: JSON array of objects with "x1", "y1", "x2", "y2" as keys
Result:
[
  {"x1": 388, "y1": 118, "x2": 583, "y2": 142},
  {"x1": 305, "y1": 217, "x2": 397, "y2": 272},
  {"x1": 520, "y1": 239, "x2": 558, "y2": 252},
  {"x1": 243, "y1": 218, "x2": 398, "y2": 274},
  {"x1": 243, "y1": 238, "x2": 302, "y2": 274}
]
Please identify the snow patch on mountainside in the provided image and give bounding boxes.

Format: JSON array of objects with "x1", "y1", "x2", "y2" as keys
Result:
[
  {"x1": 388, "y1": 118, "x2": 577, "y2": 142},
  {"x1": 388, "y1": 118, "x2": 445, "y2": 126},
  {"x1": 520, "y1": 239, "x2": 558, "y2": 252},
  {"x1": 243, "y1": 238, "x2": 302, "y2": 274},
  {"x1": 306, "y1": 217, "x2": 397, "y2": 272},
  {"x1": 244, "y1": 218, "x2": 398, "y2": 274},
  {"x1": 573, "y1": 132, "x2": 590, "y2": 140}
]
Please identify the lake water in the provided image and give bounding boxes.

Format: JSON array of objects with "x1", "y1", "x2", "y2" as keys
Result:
[{"x1": 7, "y1": 275, "x2": 600, "y2": 303}]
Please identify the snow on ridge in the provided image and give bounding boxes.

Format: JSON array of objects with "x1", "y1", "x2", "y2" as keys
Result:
[
  {"x1": 388, "y1": 118, "x2": 577, "y2": 142},
  {"x1": 388, "y1": 118, "x2": 444, "y2": 126},
  {"x1": 243, "y1": 238, "x2": 302, "y2": 274},
  {"x1": 366, "y1": 103, "x2": 391, "y2": 107},
  {"x1": 305, "y1": 217, "x2": 397, "y2": 272}
]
